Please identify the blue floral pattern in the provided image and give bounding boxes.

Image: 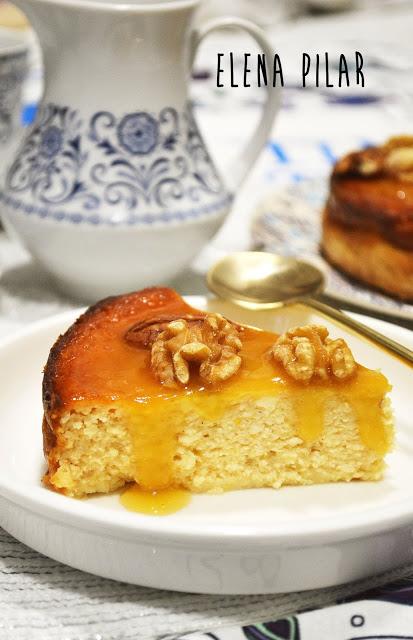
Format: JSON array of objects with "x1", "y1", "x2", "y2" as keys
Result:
[
  {"x1": 117, "y1": 112, "x2": 158, "y2": 155},
  {"x1": 3, "y1": 102, "x2": 227, "y2": 223},
  {"x1": 39, "y1": 125, "x2": 63, "y2": 158},
  {"x1": 5, "y1": 104, "x2": 98, "y2": 209}
]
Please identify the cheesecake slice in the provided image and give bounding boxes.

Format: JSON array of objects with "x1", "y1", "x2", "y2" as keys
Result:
[{"x1": 42, "y1": 287, "x2": 393, "y2": 498}]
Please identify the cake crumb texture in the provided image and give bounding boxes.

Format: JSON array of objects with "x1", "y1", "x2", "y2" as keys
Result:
[{"x1": 45, "y1": 394, "x2": 393, "y2": 498}]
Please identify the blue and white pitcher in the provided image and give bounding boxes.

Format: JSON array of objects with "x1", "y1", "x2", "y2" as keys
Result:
[{"x1": 0, "y1": 0, "x2": 279, "y2": 301}]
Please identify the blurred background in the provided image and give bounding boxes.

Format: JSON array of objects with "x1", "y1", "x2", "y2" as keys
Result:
[
  {"x1": 1, "y1": 0, "x2": 412, "y2": 226},
  {"x1": 0, "y1": 0, "x2": 412, "y2": 327},
  {"x1": 191, "y1": 0, "x2": 413, "y2": 251}
]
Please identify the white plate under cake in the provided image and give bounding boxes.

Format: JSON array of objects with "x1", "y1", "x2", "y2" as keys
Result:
[{"x1": 0, "y1": 297, "x2": 410, "y2": 594}]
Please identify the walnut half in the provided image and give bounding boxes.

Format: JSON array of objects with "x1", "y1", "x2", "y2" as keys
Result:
[
  {"x1": 150, "y1": 313, "x2": 242, "y2": 387},
  {"x1": 271, "y1": 324, "x2": 356, "y2": 383}
]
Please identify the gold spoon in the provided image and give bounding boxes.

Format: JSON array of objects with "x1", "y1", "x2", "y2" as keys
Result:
[{"x1": 207, "y1": 251, "x2": 413, "y2": 365}]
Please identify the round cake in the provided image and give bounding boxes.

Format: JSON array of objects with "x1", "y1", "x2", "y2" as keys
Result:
[{"x1": 322, "y1": 136, "x2": 413, "y2": 301}]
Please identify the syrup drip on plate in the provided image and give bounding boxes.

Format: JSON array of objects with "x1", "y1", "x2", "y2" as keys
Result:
[{"x1": 120, "y1": 484, "x2": 191, "y2": 515}]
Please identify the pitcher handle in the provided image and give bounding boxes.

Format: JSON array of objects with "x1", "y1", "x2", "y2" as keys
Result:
[{"x1": 190, "y1": 17, "x2": 281, "y2": 193}]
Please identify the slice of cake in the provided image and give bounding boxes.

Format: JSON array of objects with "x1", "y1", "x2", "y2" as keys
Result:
[{"x1": 42, "y1": 287, "x2": 393, "y2": 498}]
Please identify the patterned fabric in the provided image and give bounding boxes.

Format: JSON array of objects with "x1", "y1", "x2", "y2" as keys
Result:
[
  {"x1": 168, "y1": 600, "x2": 413, "y2": 639},
  {"x1": 243, "y1": 618, "x2": 301, "y2": 640}
]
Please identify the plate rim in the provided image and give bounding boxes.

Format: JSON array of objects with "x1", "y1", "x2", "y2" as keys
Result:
[{"x1": 0, "y1": 297, "x2": 412, "y2": 550}]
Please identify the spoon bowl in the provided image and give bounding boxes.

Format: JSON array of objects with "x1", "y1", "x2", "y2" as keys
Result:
[
  {"x1": 207, "y1": 251, "x2": 413, "y2": 366},
  {"x1": 207, "y1": 252, "x2": 325, "y2": 308}
]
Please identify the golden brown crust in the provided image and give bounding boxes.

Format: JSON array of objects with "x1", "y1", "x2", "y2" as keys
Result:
[
  {"x1": 322, "y1": 207, "x2": 413, "y2": 301},
  {"x1": 43, "y1": 288, "x2": 184, "y2": 408},
  {"x1": 42, "y1": 287, "x2": 191, "y2": 486}
]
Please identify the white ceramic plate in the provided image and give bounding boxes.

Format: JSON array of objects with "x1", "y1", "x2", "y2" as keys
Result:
[{"x1": 0, "y1": 297, "x2": 412, "y2": 594}]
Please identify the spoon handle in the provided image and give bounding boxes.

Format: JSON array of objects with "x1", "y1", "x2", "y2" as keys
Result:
[
  {"x1": 305, "y1": 297, "x2": 413, "y2": 366},
  {"x1": 317, "y1": 292, "x2": 413, "y2": 331}
]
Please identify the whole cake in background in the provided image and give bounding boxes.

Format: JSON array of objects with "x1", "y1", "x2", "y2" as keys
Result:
[
  {"x1": 322, "y1": 136, "x2": 413, "y2": 301},
  {"x1": 42, "y1": 288, "x2": 393, "y2": 499}
]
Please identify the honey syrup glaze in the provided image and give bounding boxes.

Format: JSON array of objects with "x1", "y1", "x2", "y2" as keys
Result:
[
  {"x1": 120, "y1": 486, "x2": 191, "y2": 516},
  {"x1": 55, "y1": 289, "x2": 392, "y2": 515}
]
